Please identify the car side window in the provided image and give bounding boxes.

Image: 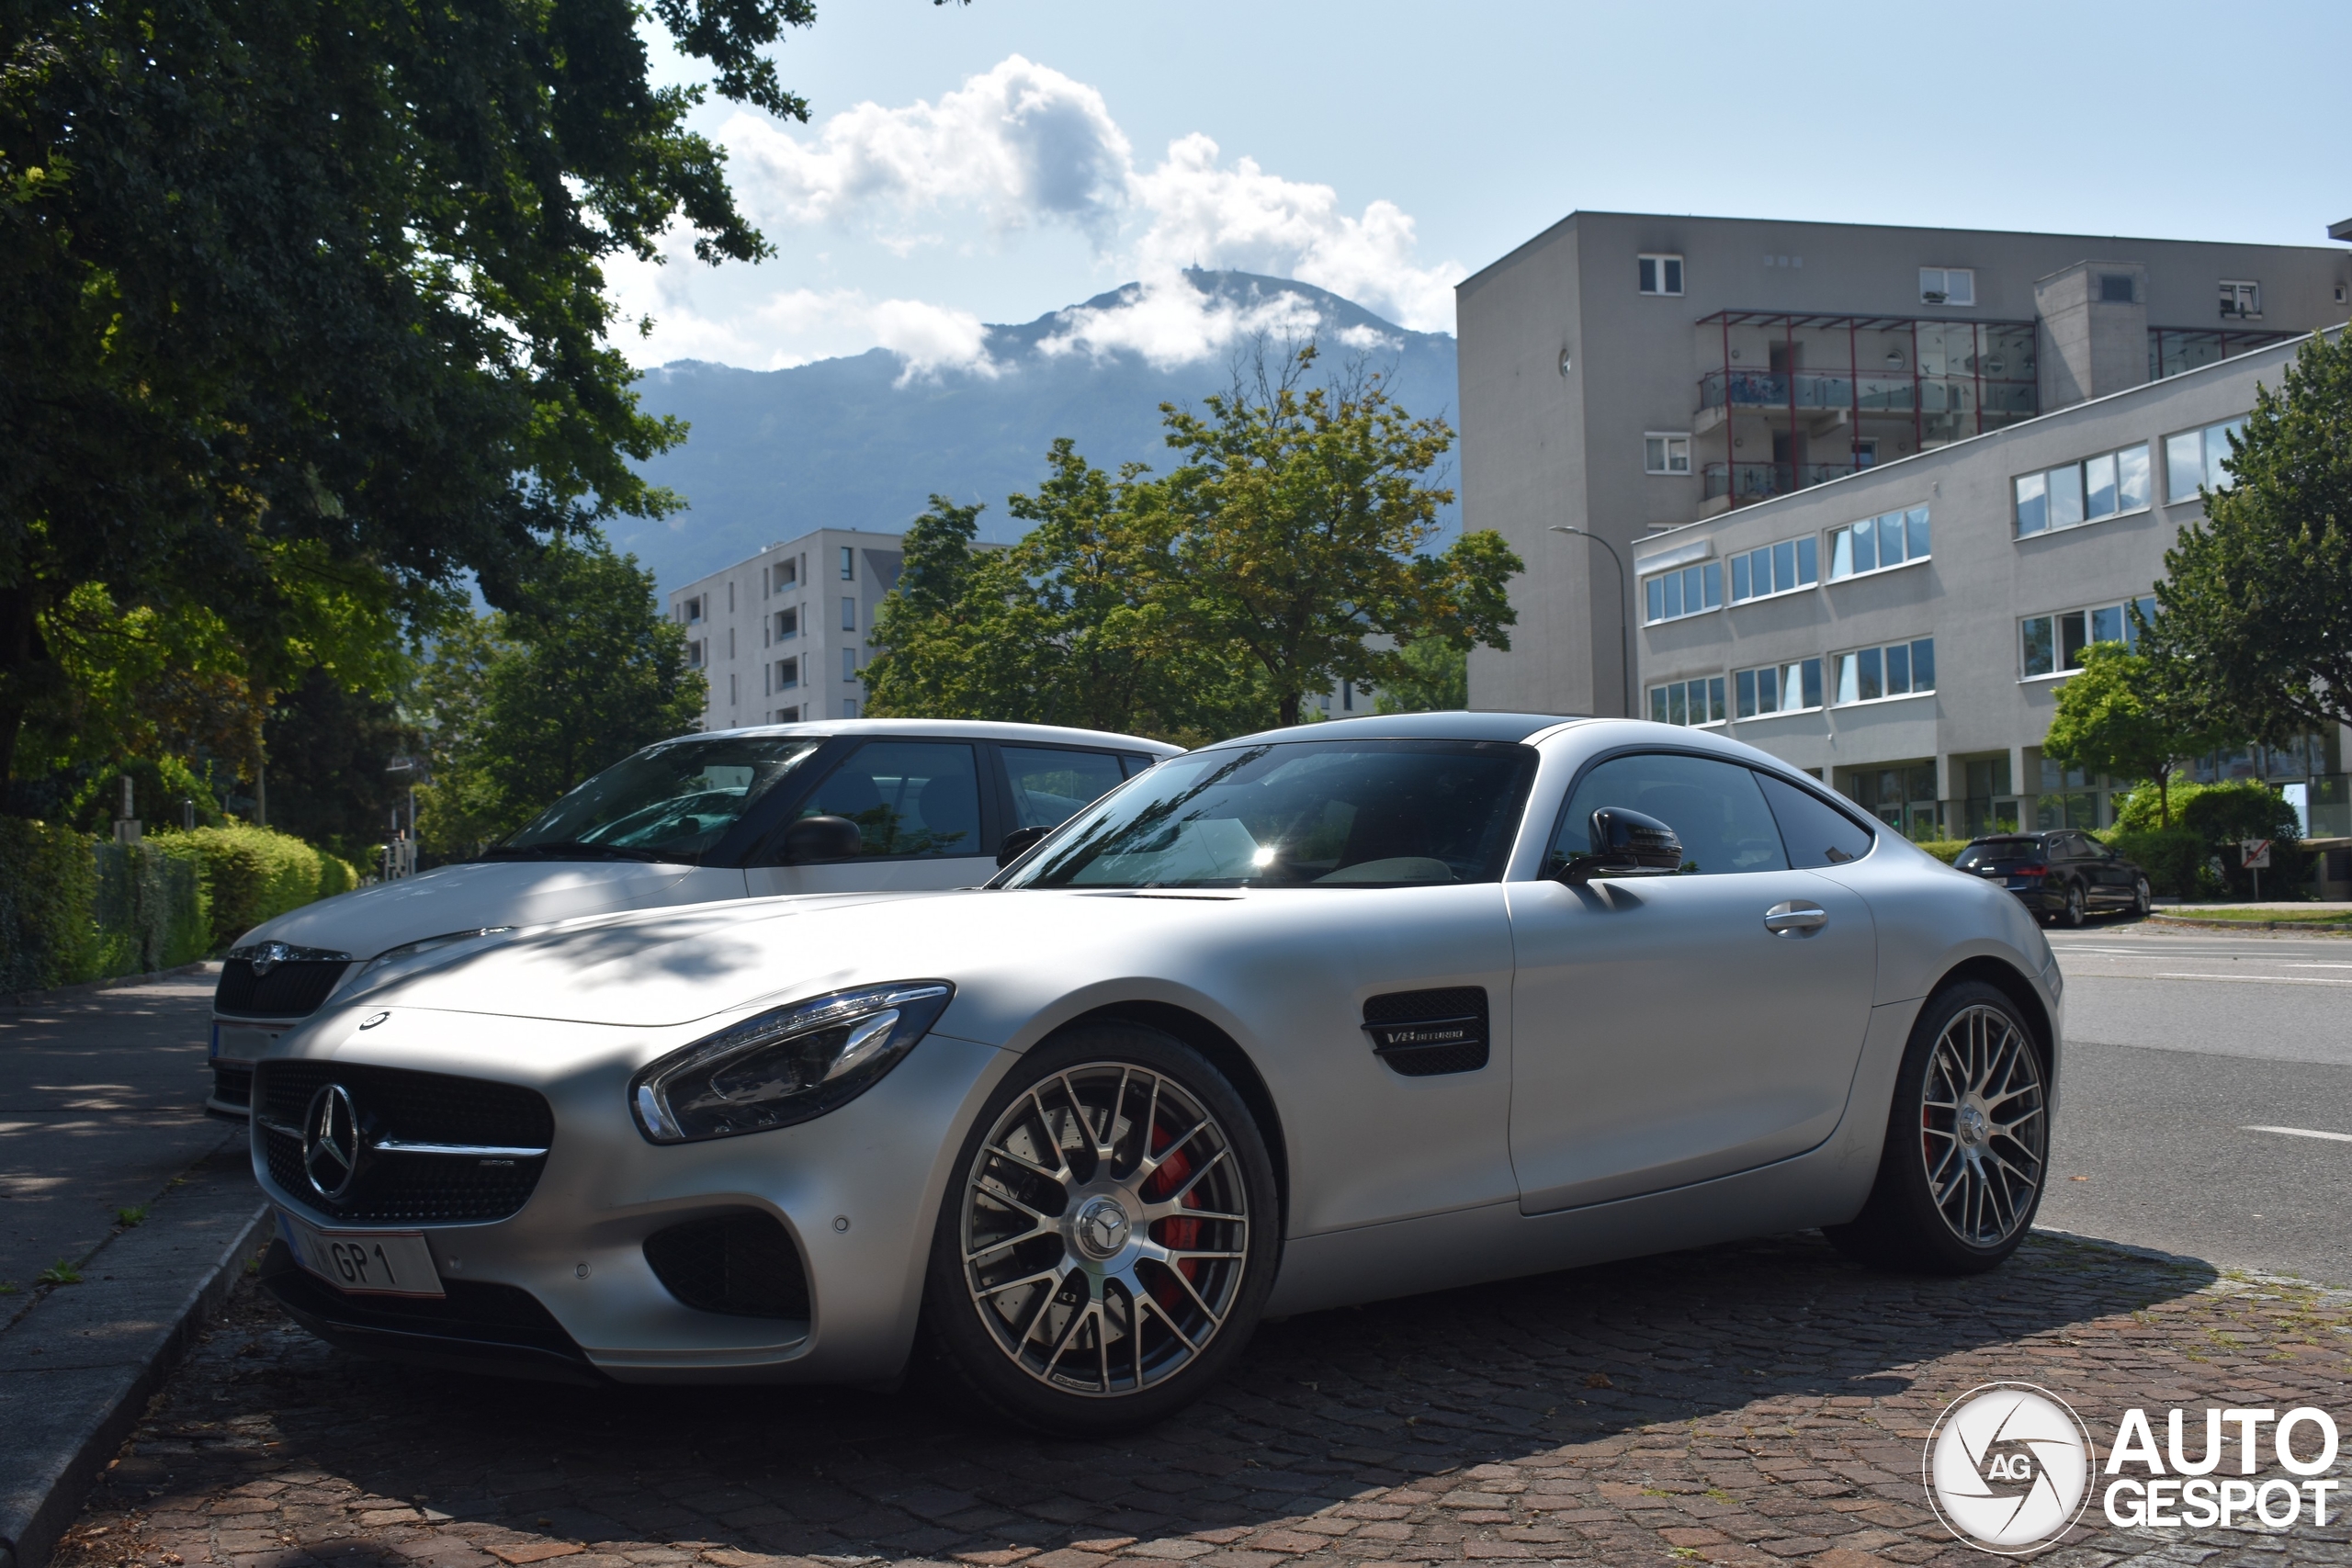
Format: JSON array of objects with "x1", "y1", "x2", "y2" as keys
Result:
[
  {"x1": 1552, "y1": 752, "x2": 1791, "y2": 875},
  {"x1": 798, "y1": 741, "x2": 983, "y2": 858},
  {"x1": 1001, "y1": 747, "x2": 1128, "y2": 831},
  {"x1": 1754, "y1": 773, "x2": 1876, "y2": 868}
]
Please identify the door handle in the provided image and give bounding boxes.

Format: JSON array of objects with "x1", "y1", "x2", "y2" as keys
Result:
[{"x1": 1764, "y1": 901, "x2": 1828, "y2": 936}]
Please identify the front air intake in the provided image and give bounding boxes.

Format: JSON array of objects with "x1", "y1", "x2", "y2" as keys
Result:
[{"x1": 643, "y1": 1211, "x2": 810, "y2": 1320}]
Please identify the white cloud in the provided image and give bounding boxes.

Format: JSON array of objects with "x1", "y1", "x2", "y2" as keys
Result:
[{"x1": 615, "y1": 55, "x2": 1462, "y2": 371}]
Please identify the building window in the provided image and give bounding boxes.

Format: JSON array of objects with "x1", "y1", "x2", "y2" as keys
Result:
[
  {"x1": 1826, "y1": 506, "x2": 1929, "y2": 581},
  {"x1": 727, "y1": 627, "x2": 735, "y2": 660},
  {"x1": 1638, "y1": 254, "x2": 1684, "y2": 296},
  {"x1": 2218, "y1": 280, "x2": 2261, "y2": 320},
  {"x1": 840, "y1": 547, "x2": 856, "y2": 581},
  {"x1": 775, "y1": 607, "x2": 797, "y2": 639},
  {"x1": 841, "y1": 698, "x2": 859, "y2": 719},
  {"x1": 2098, "y1": 273, "x2": 2136, "y2": 305},
  {"x1": 1341, "y1": 680, "x2": 1354, "y2": 712},
  {"x1": 1647, "y1": 676, "x2": 1725, "y2": 728},
  {"x1": 842, "y1": 596, "x2": 857, "y2": 632},
  {"x1": 2163, "y1": 417, "x2": 2248, "y2": 503},
  {"x1": 682, "y1": 595, "x2": 703, "y2": 624},
  {"x1": 1919, "y1": 267, "x2": 1974, "y2": 307},
  {"x1": 1643, "y1": 559, "x2": 1723, "y2": 624},
  {"x1": 773, "y1": 558, "x2": 797, "y2": 591},
  {"x1": 776, "y1": 705, "x2": 799, "y2": 723},
  {"x1": 1733, "y1": 658, "x2": 1823, "y2": 718},
  {"x1": 2020, "y1": 596, "x2": 2158, "y2": 678},
  {"x1": 1644, "y1": 433, "x2": 1691, "y2": 475},
  {"x1": 2013, "y1": 443, "x2": 2152, "y2": 536},
  {"x1": 686, "y1": 638, "x2": 704, "y2": 668},
  {"x1": 1832, "y1": 638, "x2": 1936, "y2": 705},
  {"x1": 775, "y1": 657, "x2": 798, "y2": 690},
  {"x1": 842, "y1": 648, "x2": 858, "y2": 682},
  {"x1": 1728, "y1": 536, "x2": 1820, "y2": 604},
  {"x1": 729, "y1": 672, "x2": 738, "y2": 705}
]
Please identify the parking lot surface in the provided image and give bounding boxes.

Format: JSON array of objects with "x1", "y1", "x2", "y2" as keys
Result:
[{"x1": 53, "y1": 1230, "x2": 2352, "y2": 1568}]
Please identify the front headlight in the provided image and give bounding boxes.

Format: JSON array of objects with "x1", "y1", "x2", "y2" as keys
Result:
[{"x1": 629, "y1": 981, "x2": 955, "y2": 1145}]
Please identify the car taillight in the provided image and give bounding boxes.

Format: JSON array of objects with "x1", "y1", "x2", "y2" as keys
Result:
[{"x1": 2012, "y1": 865, "x2": 2048, "y2": 878}]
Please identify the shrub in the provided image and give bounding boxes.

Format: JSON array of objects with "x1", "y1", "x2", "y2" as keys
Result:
[
  {"x1": 89, "y1": 840, "x2": 212, "y2": 977},
  {"x1": 1914, "y1": 839, "x2": 1970, "y2": 864},
  {"x1": 0, "y1": 818, "x2": 99, "y2": 992},
  {"x1": 176, "y1": 825, "x2": 332, "y2": 948},
  {"x1": 2109, "y1": 825, "x2": 2211, "y2": 901},
  {"x1": 2110, "y1": 779, "x2": 2305, "y2": 898}
]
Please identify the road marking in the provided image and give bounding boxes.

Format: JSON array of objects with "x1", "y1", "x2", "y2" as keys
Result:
[
  {"x1": 2288, "y1": 962, "x2": 2352, "y2": 969},
  {"x1": 2154, "y1": 973, "x2": 2352, "y2": 986},
  {"x1": 2243, "y1": 1125, "x2": 2352, "y2": 1144}
]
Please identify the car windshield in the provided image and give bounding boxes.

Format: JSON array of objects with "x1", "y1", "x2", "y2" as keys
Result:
[
  {"x1": 1956, "y1": 838, "x2": 2044, "y2": 869},
  {"x1": 491, "y1": 737, "x2": 825, "y2": 864},
  {"x1": 1002, "y1": 739, "x2": 1536, "y2": 889}
]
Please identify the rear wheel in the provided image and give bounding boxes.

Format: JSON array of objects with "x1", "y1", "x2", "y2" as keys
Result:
[
  {"x1": 920, "y1": 1022, "x2": 1279, "y2": 1434},
  {"x1": 1826, "y1": 981, "x2": 2049, "y2": 1274}
]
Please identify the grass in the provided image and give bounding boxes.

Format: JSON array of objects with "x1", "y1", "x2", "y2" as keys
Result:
[
  {"x1": 115, "y1": 1204, "x2": 148, "y2": 1227},
  {"x1": 37, "y1": 1258, "x2": 83, "y2": 1286}
]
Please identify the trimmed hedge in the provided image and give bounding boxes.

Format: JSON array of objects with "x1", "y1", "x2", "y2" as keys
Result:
[
  {"x1": 0, "y1": 818, "x2": 356, "y2": 993},
  {"x1": 1914, "y1": 839, "x2": 1970, "y2": 864},
  {"x1": 178, "y1": 824, "x2": 357, "y2": 950}
]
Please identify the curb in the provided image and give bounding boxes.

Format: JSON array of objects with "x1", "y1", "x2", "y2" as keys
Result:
[
  {"x1": 2144, "y1": 911, "x2": 2352, "y2": 933},
  {"x1": 0, "y1": 1151, "x2": 268, "y2": 1568},
  {"x1": 1, "y1": 962, "x2": 216, "y2": 1010}
]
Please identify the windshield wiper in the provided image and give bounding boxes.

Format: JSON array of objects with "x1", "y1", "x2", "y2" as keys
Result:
[{"x1": 478, "y1": 840, "x2": 683, "y2": 864}]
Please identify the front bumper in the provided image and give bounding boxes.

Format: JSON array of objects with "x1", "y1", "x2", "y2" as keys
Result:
[
  {"x1": 252, "y1": 1020, "x2": 1012, "y2": 1385},
  {"x1": 258, "y1": 1237, "x2": 603, "y2": 1385}
]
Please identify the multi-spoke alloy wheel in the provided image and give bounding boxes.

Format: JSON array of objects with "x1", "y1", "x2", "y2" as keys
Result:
[
  {"x1": 923, "y1": 1023, "x2": 1277, "y2": 1432},
  {"x1": 1825, "y1": 981, "x2": 2051, "y2": 1275},
  {"x1": 1917, "y1": 1004, "x2": 2046, "y2": 1248}
]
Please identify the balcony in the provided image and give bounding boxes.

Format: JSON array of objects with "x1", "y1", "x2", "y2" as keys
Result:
[
  {"x1": 1702, "y1": 461, "x2": 1871, "y2": 502},
  {"x1": 1697, "y1": 371, "x2": 2037, "y2": 420}
]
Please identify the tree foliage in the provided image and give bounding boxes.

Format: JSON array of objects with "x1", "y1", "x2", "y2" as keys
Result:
[
  {"x1": 415, "y1": 538, "x2": 704, "y2": 854},
  {"x1": 866, "y1": 346, "x2": 1522, "y2": 742},
  {"x1": 2039, "y1": 643, "x2": 2227, "y2": 827},
  {"x1": 2143, "y1": 330, "x2": 2352, "y2": 741},
  {"x1": 1373, "y1": 637, "x2": 1469, "y2": 714},
  {"x1": 0, "y1": 0, "x2": 814, "y2": 782}
]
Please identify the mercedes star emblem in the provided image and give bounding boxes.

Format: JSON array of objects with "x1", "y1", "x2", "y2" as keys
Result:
[
  {"x1": 302, "y1": 1084, "x2": 362, "y2": 1201},
  {"x1": 250, "y1": 941, "x2": 292, "y2": 976}
]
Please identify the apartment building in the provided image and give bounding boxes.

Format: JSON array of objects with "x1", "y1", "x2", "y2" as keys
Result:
[
  {"x1": 1623, "y1": 323, "x2": 2349, "y2": 889},
  {"x1": 666, "y1": 527, "x2": 905, "y2": 730},
  {"x1": 1456, "y1": 212, "x2": 2352, "y2": 717}
]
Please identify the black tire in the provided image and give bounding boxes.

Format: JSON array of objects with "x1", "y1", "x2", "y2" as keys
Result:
[
  {"x1": 919, "y1": 1021, "x2": 1281, "y2": 1435},
  {"x1": 1825, "y1": 981, "x2": 2050, "y2": 1275}
]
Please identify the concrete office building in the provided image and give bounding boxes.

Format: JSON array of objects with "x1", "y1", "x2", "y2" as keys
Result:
[
  {"x1": 1456, "y1": 212, "x2": 2352, "y2": 717},
  {"x1": 666, "y1": 527, "x2": 904, "y2": 731},
  {"x1": 1623, "y1": 322, "x2": 2350, "y2": 893}
]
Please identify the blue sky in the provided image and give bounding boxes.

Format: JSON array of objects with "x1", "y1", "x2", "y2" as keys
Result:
[{"x1": 615, "y1": 0, "x2": 2352, "y2": 374}]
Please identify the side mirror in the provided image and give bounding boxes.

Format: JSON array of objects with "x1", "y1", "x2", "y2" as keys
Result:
[
  {"x1": 1556, "y1": 807, "x2": 1685, "y2": 886},
  {"x1": 997, "y1": 825, "x2": 1049, "y2": 868},
  {"x1": 781, "y1": 814, "x2": 863, "y2": 863}
]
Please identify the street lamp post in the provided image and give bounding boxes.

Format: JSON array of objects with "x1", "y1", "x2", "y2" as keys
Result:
[{"x1": 1550, "y1": 525, "x2": 1634, "y2": 719}]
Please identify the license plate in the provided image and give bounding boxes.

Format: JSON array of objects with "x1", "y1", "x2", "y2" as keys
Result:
[
  {"x1": 211, "y1": 1023, "x2": 277, "y2": 1062},
  {"x1": 277, "y1": 1211, "x2": 445, "y2": 1298}
]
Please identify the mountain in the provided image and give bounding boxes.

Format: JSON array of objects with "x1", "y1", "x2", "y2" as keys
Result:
[{"x1": 614, "y1": 270, "x2": 1459, "y2": 593}]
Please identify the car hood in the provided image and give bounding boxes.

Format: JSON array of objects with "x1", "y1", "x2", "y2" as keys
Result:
[
  {"x1": 345, "y1": 887, "x2": 1252, "y2": 1031},
  {"x1": 235, "y1": 858, "x2": 731, "y2": 958}
]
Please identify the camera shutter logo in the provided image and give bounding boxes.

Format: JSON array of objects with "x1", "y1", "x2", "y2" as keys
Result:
[{"x1": 1924, "y1": 1382, "x2": 2094, "y2": 1553}]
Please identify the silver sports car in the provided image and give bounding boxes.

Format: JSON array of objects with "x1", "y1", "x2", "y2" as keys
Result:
[{"x1": 250, "y1": 712, "x2": 2063, "y2": 1433}]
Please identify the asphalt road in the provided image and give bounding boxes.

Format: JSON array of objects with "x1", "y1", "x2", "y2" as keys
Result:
[
  {"x1": 0, "y1": 966, "x2": 229, "y2": 1293},
  {"x1": 2035, "y1": 920, "x2": 2352, "y2": 1287}
]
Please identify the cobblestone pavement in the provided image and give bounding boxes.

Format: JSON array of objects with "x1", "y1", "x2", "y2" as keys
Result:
[{"x1": 52, "y1": 1233, "x2": 2352, "y2": 1568}]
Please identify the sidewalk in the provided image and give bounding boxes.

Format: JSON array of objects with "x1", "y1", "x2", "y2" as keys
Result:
[{"x1": 0, "y1": 966, "x2": 268, "y2": 1568}]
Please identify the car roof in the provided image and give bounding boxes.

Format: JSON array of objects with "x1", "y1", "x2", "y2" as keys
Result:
[
  {"x1": 676, "y1": 718, "x2": 1185, "y2": 756},
  {"x1": 1203, "y1": 711, "x2": 1591, "y2": 749},
  {"x1": 1968, "y1": 832, "x2": 2052, "y2": 843}
]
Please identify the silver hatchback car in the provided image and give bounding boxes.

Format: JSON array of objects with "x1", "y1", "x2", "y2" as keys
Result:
[{"x1": 251, "y1": 713, "x2": 2062, "y2": 1434}]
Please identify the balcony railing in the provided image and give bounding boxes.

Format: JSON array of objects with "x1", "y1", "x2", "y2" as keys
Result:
[
  {"x1": 1702, "y1": 462, "x2": 1871, "y2": 502},
  {"x1": 1699, "y1": 371, "x2": 2036, "y2": 419}
]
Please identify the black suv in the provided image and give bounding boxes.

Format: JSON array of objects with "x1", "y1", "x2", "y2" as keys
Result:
[{"x1": 1954, "y1": 829, "x2": 2152, "y2": 926}]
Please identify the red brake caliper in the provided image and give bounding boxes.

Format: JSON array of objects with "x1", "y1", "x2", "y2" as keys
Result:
[{"x1": 1141, "y1": 1116, "x2": 1204, "y2": 1313}]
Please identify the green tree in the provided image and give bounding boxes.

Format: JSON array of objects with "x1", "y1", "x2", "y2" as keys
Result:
[
  {"x1": 1372, "y1": 637, "x2": 1469, "y2": 714},
  {"x1": 417, "y1": 539, "x2": 704, "y2": 853},
  {"x1": 2142, "y1": 330, "x2": 2352, "y2": 740},
  {"x1": 1, "y1": 0, "x2": 817, "y2": 784},
  {"x1": 2039, "y1": 643, "x2": 2225, "y2": 827},
  {"x1": 1154, "y1": 347, "x2": 1521, "y2": 727}
]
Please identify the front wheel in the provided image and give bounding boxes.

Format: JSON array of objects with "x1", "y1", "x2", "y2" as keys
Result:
[
  {"x1": 2061, "y1": 883, "x2": 2086, "y2": 927},
  {"x1": 1826, "y1": 981, "x2": 2050, "y2": 1274},
  {"x1": 2132, "y1": 877, "x2": 2153, "y2": 917},
  {"x1": 920, "y1": 1022, "x2": 1280, "y2": 1434}
]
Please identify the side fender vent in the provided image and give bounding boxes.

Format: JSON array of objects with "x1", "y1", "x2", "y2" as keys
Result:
[{"x1": 1362, "y1": 987, "x2": 1489, "y2": 1077}]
